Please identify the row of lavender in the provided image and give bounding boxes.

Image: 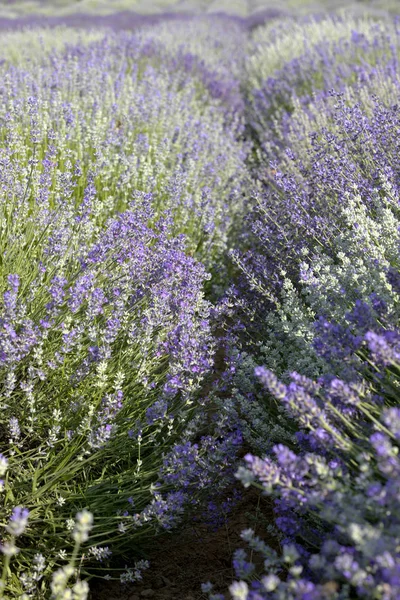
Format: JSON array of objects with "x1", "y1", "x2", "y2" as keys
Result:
[
  {"x1": 2, "y1": 10, "x2": 400, "y2": 600},
  {"x1": 0, "y1": 20, "x2": 248, "y2": 598},
  {"x1": 208, "y1": 13, "x2": 400, "y2": 600}
]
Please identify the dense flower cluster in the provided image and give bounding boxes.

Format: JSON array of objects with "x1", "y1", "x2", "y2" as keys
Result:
[
  {"x1": 0, "y1": 20, "x2": 248, "y2": 265},
  {"x1": 234, "y1": 61, "x2": 400, "y2": 382},
  {"x1": 216, "y1": 10, "x2": 400, "y2": 600},
  {"x1": 0, "y1": 19, "x2": 247, "y2": 597},
  {"x1": 0, "y1": 200, "x2": 221, "y2": 592},
  {"x1": 228, "y1": 325, "x2": 400, "y2": 599},
  {"x1": 246, "y1": 15, "x2": 400, "y2": 144}
]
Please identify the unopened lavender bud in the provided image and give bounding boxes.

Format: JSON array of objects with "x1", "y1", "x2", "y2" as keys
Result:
[
  {"x1": 0, "y1": 454, "x2": 8, "y2": 477},
  {"x1": 235, "y1": 466, "x2": 255, "y2": 488},
  {"x1": 229, "y1": 581, "x2": 249, "y2": 600},
  {"x1": 72, "y1": 580, "x2": 89, "y2": 600},
  {"x1": 72, "y1": 509, "x2": 93, "y2": 544},
  {"x1": 0, "y1": 541, "x2": 19, "y2": 556},
  {"x1": 262, "y1": 575, "x2": 280, "y2": 592},
  {"x1": 201, "y1": 582, "x2": 213, "y2": 593},
  {"x1": 51, "y1": 565, "x2": 75, "y2": 595},
  {"x1": 6, "y1": 506, "x2": 29, "y2": 537}
]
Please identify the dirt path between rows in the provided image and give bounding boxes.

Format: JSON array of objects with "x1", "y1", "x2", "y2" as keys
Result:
[{"x1": 90, "y1": 489, "x2": 273, "y2": 600}]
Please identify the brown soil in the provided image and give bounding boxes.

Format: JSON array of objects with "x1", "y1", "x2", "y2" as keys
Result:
[{"x1": 90, "y1": 489, "x2": 274, "y2": 600}]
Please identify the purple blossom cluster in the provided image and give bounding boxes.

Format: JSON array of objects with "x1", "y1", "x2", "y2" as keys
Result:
[
  {"x1": 233, "y1": 72, "x2": 400, "y2": 384},
  {"x1": 0, "y1": 200, "x2": 221, "y2": 564},
  {"x1": 242, "y1": 95, "x2": 400, "y2": 285},
  {"x1": 213, "y1": 11, "x2": 400, "y2": 600},
  {"x1": 247, "y1": 16, "x2": 400, "y2": 146},
  {"x1": 0, "y1": 19, "x2": 248, "y2": 596},
  {"x1": 229, "y1": 327, "x2": 400, "y2": 599},
  {"x1": 0, "y1": 20, "x2": 248, "y2": 266}
]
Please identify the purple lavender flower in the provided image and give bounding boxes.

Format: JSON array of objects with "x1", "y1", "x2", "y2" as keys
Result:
[{"x1": 6, "y1": 506, "x2": 29, "y2": 537}]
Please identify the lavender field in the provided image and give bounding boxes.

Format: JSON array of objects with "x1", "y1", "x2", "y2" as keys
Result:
[{"x1": 0, "y1": 2, "x2": 400, "y2": 599}]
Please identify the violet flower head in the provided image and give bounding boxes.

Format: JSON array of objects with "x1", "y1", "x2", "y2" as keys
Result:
[{"x1": 6, "y1": 506, "x2": 29, "y2": 537}]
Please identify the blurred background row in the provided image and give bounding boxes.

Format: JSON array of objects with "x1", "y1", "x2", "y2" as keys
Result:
[{"x1": 0, "y1": 0, "x2": 397, "y2": 21}]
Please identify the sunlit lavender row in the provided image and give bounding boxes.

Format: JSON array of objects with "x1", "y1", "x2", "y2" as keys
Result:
[{"x1": 0, "y1": 19, "x2": 247, "y2": 598}]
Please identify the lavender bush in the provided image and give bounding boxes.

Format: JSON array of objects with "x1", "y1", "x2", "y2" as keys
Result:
[
  {"x1": 0, "y1": 27, "x2": 105, "y2": 64},
  {"x1": 228, "y1": 319, "x2": 400, "y2": 599},
  {"x1": 0, "y1": 23, "x2": 248, "y2": 265},
  {"x1": 0, "y1": 20, "x2": 248, "y2": 596},
  {"x1": 215, "y1": 11, "x2": 400, "y2": 600},
  {"x1": 233, "y1": 92, "x2": 400, "y2": 383},
  {"x1": 0, "y1": 201, "x2": 217, "y2": 595},
  {"x1": 246, "y1": 14, "x2": 400, "y2": 149}
]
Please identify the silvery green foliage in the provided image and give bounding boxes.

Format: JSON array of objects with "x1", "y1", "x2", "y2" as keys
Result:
[
  {"x1": 230, "y1": 336, "x2": 400, "y2": 599},
  {"x1": 234, "y1": 182, "x2": 400, "y2": 382},
  {"x1": 213, "y1": 348, "x2": 296, "y2": 454}
]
